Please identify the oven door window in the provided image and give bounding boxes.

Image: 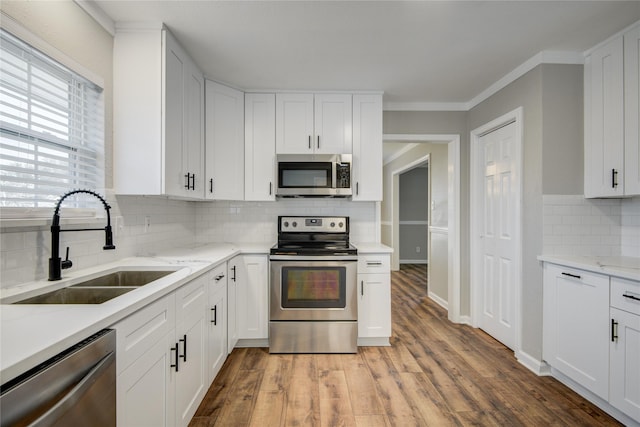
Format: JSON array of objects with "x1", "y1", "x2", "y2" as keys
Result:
[
  {"x1": 281, "y1": 266, "x2": 346, "y2": 308},
  {"x1": 279, "y1": 162, "x2": 332, "y2": 188}
]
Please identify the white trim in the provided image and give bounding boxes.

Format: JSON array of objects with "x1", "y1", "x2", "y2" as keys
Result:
[
  {"x1": 384, "y1": 102, "x2": 468, "y2": 112},
  {"x1": 400, "y1": 259, "x2": 428, "y2": 264},
  {"x1": 470, "y1": 107, "x2": 524, "y2": 355},
  {"x1": 73, "y1": 0, "x2": 116, "y2": 36},
  {"x1": 0, "y1": 11, "x2": 104, "y2": 87},
  {"x1": 584, "y1": 20, "x2": 640, "y2": 57},
  {"x1": 516, "y1": 350, "x2": 551, "y2": 376},
  {"x1": 384, "y1": 134, "x2": 456, "y2": 142},
  {"x1": 382, "y1": 50, "x2": 584, "y2": 112},
  {"x1": 357, "y1": 337, "x2": 390, "y2": 346},
  {"x1": 429, "y1": 226, "x2": 448, "y2": 234},
  {"x1": 428, "y1": 291, "x2": 449, "y2": 311},
  {"x1": 383, "y1": 143, "x2": 420, "y2": 165},
  {"x1": 399, "y1": 221, "x2": 428, "y2": 226},
  {"x1": 459, "y1": 315, "x2": 472, "y2": 325}
]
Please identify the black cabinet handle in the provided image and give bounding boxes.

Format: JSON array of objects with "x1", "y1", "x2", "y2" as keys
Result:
[
  {"x1": 184, "y1": 173, "x2": 191, "y2": 190},
  {"x1": 561, "y1": 272, "x2": 581, "y2": 280},
  {"x1": 623, "y1": 293, "x2": 640, "y2": 302},
  {"x1": 179, "y1": 334, "x2": 187, "y2": 362},
  {"x1": 170, "y1": 343, "x2": 179, "y2": 372},
  {"x1": 308, "y1": 135, "x2": 311, "y2": 149},
  {"x1": 269, "y1": 182, "x2": 272, "y2": 196},
  {"x1": 215, "y1": 274, "x2": 225, "y2": 282},
  {"x1": 356, "y1": 182, "x2": 359, "y2": 195},
  {"x1": 231, "y1": 265, "x2": 237, "y2": 282},
  {"x1": 612, "y1": 169, "x2": 618, "y2": 188},
  {"x1": 611, "y1": 319, "x2": 619, "y2": 342},
  {"x1": 317, "y1": 135, "x2": 320, "y2": 149},
  {"x1": 191, "y1": 174, "x2": 195, "y2": 190},
  {"x1": 211, "y1": 305, "x2": 217, "y2": 325},
  {"x1": 361, "y1": 280, "x2": 364, "y2": 296},
  {"x1": 210, "y1": 178, "x2": 213, "y2": 194}
]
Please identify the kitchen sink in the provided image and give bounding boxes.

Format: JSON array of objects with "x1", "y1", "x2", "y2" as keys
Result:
[{"x1": 11, "y1": 269, "x2": 178, "y2": 305}]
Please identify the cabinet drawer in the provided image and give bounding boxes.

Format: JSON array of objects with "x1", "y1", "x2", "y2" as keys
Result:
[
  {"x1": 358, "y1": 254, "x2": 390, "y2": 274},
  {"x1": 611, "y1": 277, "x2": 640, "y2": 315},
  {"x1": 112, "y1": 293, "x2": 175, "y2": 374},
  {"x1": 175, "y1": 273, "x2": 207, "y2": 324},
  {"x1": 208, "y1": 263, "x2": 227, "y2": 292}
]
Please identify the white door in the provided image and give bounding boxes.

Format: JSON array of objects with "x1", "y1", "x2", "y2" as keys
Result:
[{"x1": 477, "y1": 121, "x2": 518, "y2": 349}]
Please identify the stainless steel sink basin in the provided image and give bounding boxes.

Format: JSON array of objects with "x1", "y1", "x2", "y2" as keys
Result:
[
  {"x1": 13, "y1": 287, "x2": 136, "y2": 304},
  {"x1": 69, "y1": 270, "x2": 174, "y2": 288},
  {"x1": 11, "y1": 269, "x2": 178, "y2": 305}
]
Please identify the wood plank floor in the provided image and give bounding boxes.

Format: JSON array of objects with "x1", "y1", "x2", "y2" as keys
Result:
[{"x1": 190, "y1": 264, "x2": 622, "y2": 426}]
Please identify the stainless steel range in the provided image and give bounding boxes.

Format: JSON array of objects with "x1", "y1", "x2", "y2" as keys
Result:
[{"x1": 269, "y1": 216, "x2": 358, "y2": 353}]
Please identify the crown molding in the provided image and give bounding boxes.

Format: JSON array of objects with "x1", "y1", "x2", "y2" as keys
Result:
[{"x1": 74, "y1": 0, "x2": 115, "y2": 36}]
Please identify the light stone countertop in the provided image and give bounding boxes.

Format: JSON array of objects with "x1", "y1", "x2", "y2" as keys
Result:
[
  {"x1": 537, "y1": 255, "x2": 640, "y2": 281},
  {"x1": 352, "y1": 242, "x2": 394, "y2": 253},
  {"x1": 0, "y1": 242, "x2": 272, "y2": 384}
]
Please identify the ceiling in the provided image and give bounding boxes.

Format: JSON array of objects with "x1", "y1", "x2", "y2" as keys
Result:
[{"x1": 90, "y1": 1, "x2": 639, "y2": 107}]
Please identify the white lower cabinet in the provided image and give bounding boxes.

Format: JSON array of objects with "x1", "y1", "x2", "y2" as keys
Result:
[
  {"x1": 542, "y1": 263, "x2": 610, "y2": 399},
  {"x1": 229, "y1": 255, "x2": 269, "y2": 342},
  {"x1": 357, "y1": 253, "x2": 391, "y2": 342},
  {"x1": 207, "y1": 263, "x2": 228, "y2": 383},
  {"x1": 610, "y1": 278, "x2": 640, "y2": 421},
  {"x1": 543, "y1": 262, "x2": 640, "y2": 424},
  {"x1": 113, "y1": 273, "x2": 209, "y2": 427}
]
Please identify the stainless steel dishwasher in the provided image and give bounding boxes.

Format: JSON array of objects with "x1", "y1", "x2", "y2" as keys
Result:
[{"x1": 0, "y1": 329, "x2": 116, "y2": 427}]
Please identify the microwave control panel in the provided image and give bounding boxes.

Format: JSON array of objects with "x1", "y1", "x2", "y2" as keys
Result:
[{"x1": 336, "y1": 163, "x2": 351, "y2": 189}]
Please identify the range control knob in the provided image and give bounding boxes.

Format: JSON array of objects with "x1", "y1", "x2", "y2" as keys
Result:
[
  {"x1": 283, "y1": 221, "x2": 289, "y2": 228},
  {"x1": 330, "y1": 222, "x2": 336, "y2": 228},
  {"x1": 338, "y1": 222, "x2": 344, "y2": 228},
  {"x1": 292, "y1": 221, "x2": 297, "y2": 228}
]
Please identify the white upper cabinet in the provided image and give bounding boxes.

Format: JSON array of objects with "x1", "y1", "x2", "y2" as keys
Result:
[
  {"x1": 114, "y1": 26, "x2": 204, "y2": 199},
  {"x1": 352, "y1": 94, "x2": 383, "y2": 201},
  {"x1": 245, "y1": 93, "x2": 276, "y2": 201},
  {"x1": 205, "y1": 81, "x2": 244, "y2": 200},
  {"x1": 276, "y1": 93, "x2": 352, "y2": 154},
  {"x1": 625, "y1": 25, "x2": 640, "y2": 195},
  {"x1": 585, "y1": 22, "x2": 640, "y2": 198}
]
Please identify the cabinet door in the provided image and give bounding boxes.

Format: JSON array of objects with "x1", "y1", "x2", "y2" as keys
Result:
[
  {"x1": 236, "y1": 255, "x2": 269, "y2": 340},
  {"x1": 542, "y1": 264, "x2": 610, "y2": 399},
  {"x1": 610, "y1": 307, "x2": 640, "y2": 421},
  {"x1": 276, "y1": 93, "x2": 314, "y2": 154},
  {"x1": 245, "y1": 93, "x2": 276, "y2": 201},
  {"x1": 314, "y1": 94, "x2": 352, "y2": 154},
  {"x1": 205, "y1": 81, "x2": 245, "y2": 200},
  {"x1": 163, "y1": 30, "x2": 187, "y2": 198},
  {"x1": 227, "y1": 260, "x2": 239, "y2": 352},
  {"x1": 175, "y1": 309, "x2": 208, "y2": 427},
  {"x1": 117, "y1": 332, "x2": 176, "y2": 427},
  {"x1": 585, "y1": 36, "x2": 624, "y2": 197},
  {"x1": 207, "y1": 264, "x2": 228, "y2": 383},
  {"x1": 625, "y1": 26, "x2": 640, "y2": 196},
  {"x1": 185, "y1": 61, "x2": 205, "y2": 198},
  {"x1": 357, "y1": 273, "x2": 391, "y2": 338},
  {"x1": 352, "y1": 94, "x2": 383, "y2": 201}
]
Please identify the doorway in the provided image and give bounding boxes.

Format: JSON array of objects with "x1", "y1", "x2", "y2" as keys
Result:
[{"x1": 382, "y1": 134, "x2": 461, "y2": 323}]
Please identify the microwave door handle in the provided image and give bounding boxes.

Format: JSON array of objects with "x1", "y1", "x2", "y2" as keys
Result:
[{"x1": 308, "y1": 135, "x2": 311, "y2": 150}]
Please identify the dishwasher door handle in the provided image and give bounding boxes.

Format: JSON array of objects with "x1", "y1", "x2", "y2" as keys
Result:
[{"x1": 31, "y1": 351, "x2": 115, "y2": 427}]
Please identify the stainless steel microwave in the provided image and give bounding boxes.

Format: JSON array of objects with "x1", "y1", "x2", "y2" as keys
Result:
[{"x1": 276, "y1": 154, "x2": 352, "y2": 197}]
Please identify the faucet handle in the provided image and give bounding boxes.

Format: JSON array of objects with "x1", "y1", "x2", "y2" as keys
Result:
[{"x1": 61, "y1": 246, "x2": 73, "y2": 270}]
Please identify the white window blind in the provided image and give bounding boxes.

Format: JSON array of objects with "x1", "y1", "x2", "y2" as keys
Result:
[{"x1": 0, "y1": 29, "x2": 104, "y2": 209}]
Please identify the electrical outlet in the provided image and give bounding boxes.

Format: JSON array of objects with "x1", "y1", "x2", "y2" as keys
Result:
[
  {"x1": 144, "y1": 216, "x2": 150, "y2": 233},
  {"x1": 416, "y1": 246, "x2": 421, "y2": 253}
]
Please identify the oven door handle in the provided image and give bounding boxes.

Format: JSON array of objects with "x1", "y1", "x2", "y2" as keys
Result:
[{"x1": 270, "y1": 255, "x2": 358, "y2": 262}]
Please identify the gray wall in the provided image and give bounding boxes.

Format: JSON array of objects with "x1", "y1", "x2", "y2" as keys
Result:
[
  {"x1": 467, "y1": 63, "x2": 583, "y2": 361},
  {"x1": 399, "y1": 167, "x2": 428, "y2": 263}
]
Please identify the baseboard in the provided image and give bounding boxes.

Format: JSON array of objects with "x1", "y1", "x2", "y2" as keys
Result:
[
  {"x1": 428, "y1": 291, "x2": 448, "y2": 310},
  {"x1": 357, "y1": 337, "x2": 390, "y2": 347},
  {"x1": 516, "y1": 349, "x2": 551, "y2": 376},
  {"x1": 235, "y1": 338, "x2": 268, "y2": 348}
]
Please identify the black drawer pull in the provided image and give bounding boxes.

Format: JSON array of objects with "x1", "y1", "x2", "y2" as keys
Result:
[
  {"x1": 211, "y1": 305, "x2": 217, "y2": 325},
  {"x1": 179, "y1": 334, "x2": 187, "y2": 362},
  {"x1": 623, "y1": 293, "x2": 640, "y2": 302},
  {"x1": 611, "y1": 319, "x2": 619, "y2": 342},
  {"x1": 170, "y1": 343, "x2": 179, "y2": 372},
  {"x1": 561, "y1": 272, "x2": 581, "y2": 280},
  {"x1": 215, "y1": 274, "x2": 225, "y2": 282}
]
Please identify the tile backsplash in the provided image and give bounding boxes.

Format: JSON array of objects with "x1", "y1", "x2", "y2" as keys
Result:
[
  {"x1": 543, "y1": 194, "x2": 639, "y2": 257},
  {"x1": 0, "y1": 196, "x2": 377, "y2": 289}
]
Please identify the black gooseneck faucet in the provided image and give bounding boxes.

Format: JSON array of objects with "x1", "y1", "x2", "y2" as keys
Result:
[{"x1": 49, "y1": 190, "x2": 116, "y2": 281}]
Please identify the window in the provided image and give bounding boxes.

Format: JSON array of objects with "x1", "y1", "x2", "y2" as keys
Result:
[{"x1": 0, "y1": 29, "x2": 104, "y2": 211}]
